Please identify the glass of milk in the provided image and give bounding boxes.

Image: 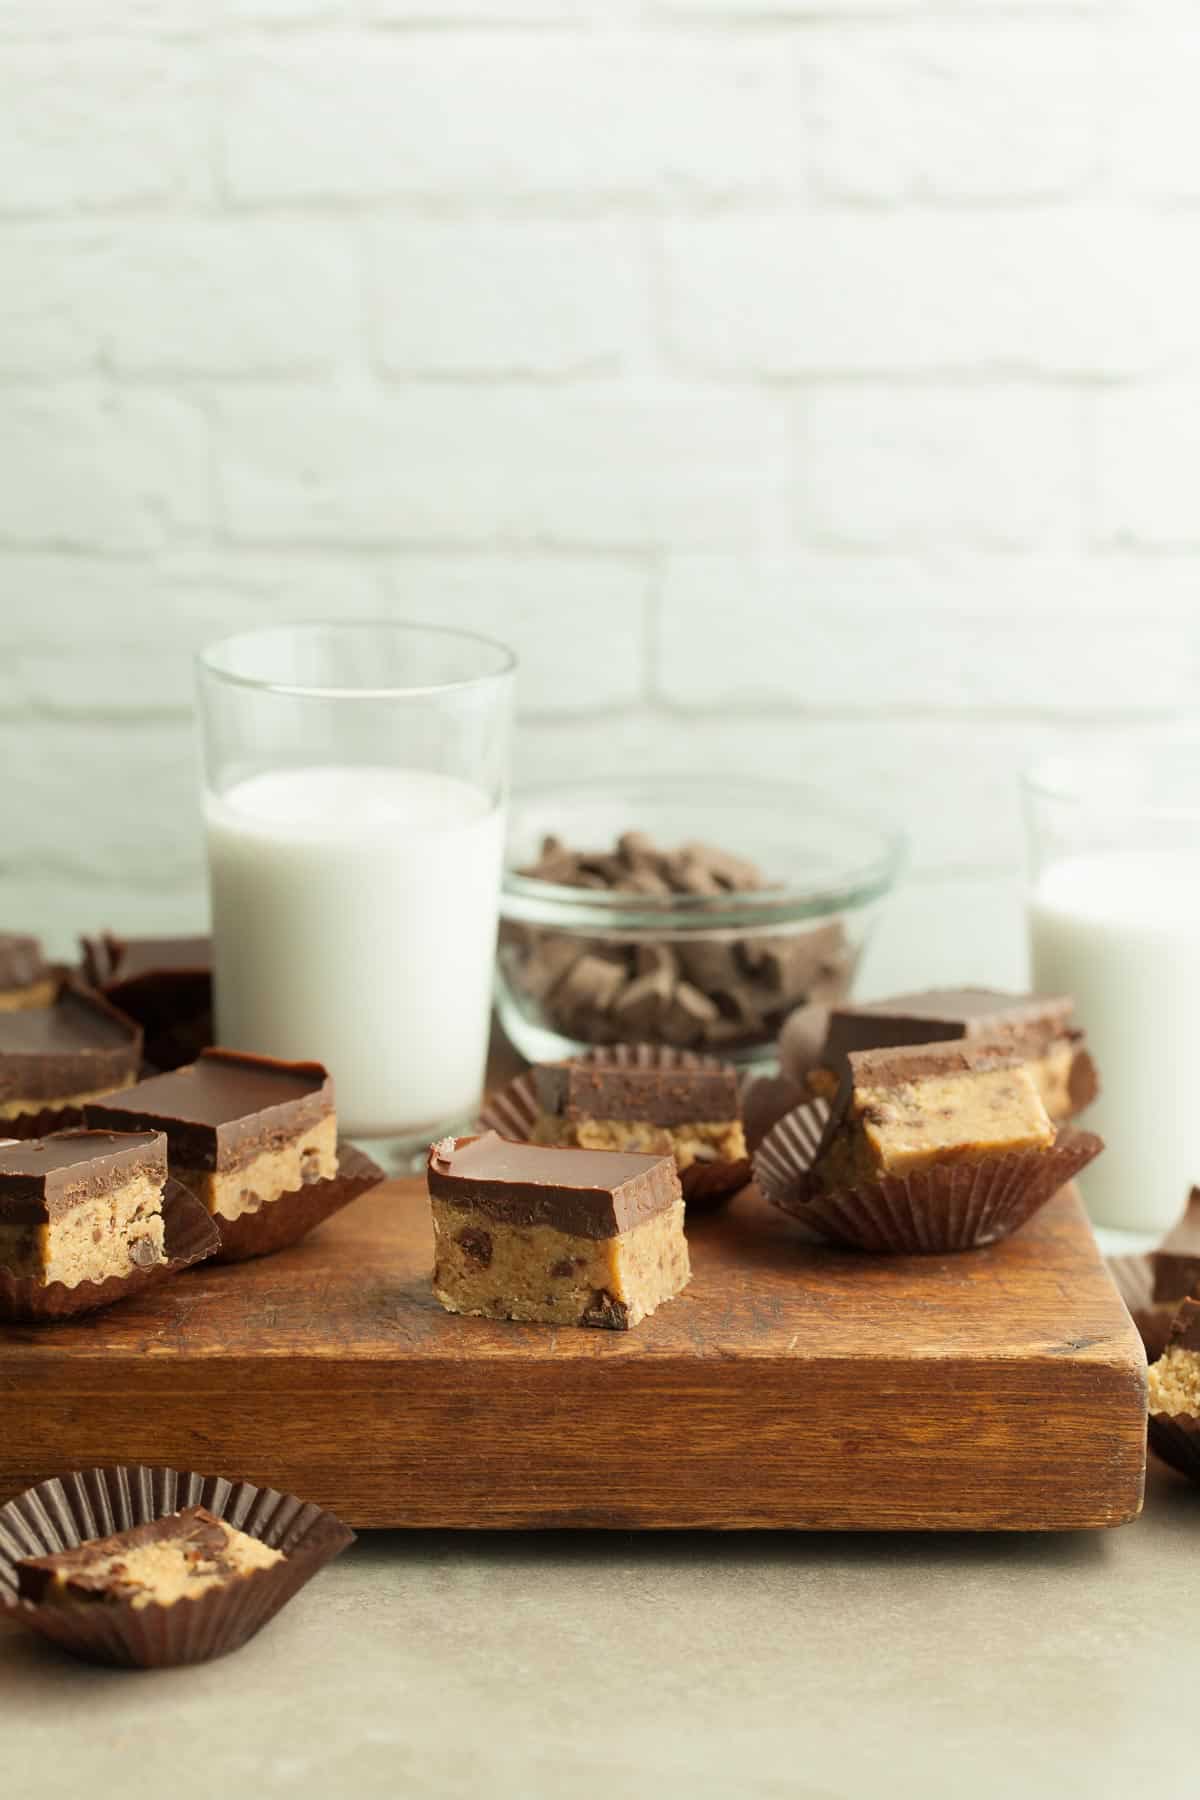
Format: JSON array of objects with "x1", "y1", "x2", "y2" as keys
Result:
[
  {"x1": 197, "y1": 623, "x2": 515, "y2": 1159},
  {"x1": 1025, "y1": 744, "x2": 1200, "y2": 1249}
]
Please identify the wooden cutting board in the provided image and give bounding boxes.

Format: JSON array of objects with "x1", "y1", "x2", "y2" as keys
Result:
[{"x1": 0, "y1": 1178, "x2": 1146, "y2": 1531}]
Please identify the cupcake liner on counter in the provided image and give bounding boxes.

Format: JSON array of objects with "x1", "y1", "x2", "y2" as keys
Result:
[
  {"x1": 478, "y1": 1043, "x2": 752, "y2": 1210},
  {"x1": 1147, "y1": 1412, "x2": 1200, "y2": 1487},
  {"x1": 209, "y1": 1141, "x2": 385, "y2": 1264},
  {"x1": 0, "y1": 1464, "x2": 354, "y2": 1668},
  {"x1": 754, "y1": 1096, "x2": 1103, "y2": 1254},
  {"x1": 0, "y1": 1180, "x2": 218, "y2": 1325}
]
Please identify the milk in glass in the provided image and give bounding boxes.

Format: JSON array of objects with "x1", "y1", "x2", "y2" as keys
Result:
[
  {"x1": 1030, "y1": 849, "x2": 1200, "y2": 1238},
  {"x1": 206, "y1": 765, "x2": 505, "y2": 1139}
]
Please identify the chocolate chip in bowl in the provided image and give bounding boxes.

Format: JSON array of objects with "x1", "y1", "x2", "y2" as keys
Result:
[{"x1": 497, "y1": 776, "x2": 904, "y2": 1071}]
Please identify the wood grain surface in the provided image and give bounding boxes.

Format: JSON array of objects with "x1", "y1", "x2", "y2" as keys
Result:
[{"x1": 0, "y1": 1176, "x2": 1146, "y2": 1531}]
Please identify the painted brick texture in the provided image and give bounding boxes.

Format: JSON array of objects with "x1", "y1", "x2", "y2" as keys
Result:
[{"x1": 0, "y1": 1, "x2": 1194, "y2": 995}]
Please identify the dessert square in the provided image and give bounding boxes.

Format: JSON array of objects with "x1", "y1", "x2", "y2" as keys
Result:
[
  {"x1": 84, "y1": 1048, "x2": 336, "y2": 1222},
  {"x1": 1148, "y1": 1296, "x2": 1200, "y2": 1416},
  {"x1": 530, "y1": 1053, "x2": 746, "y2": 1173},
  {"x1": 808, "y1": 988, "x2": 1094, "y2": 1121},
  {"x1": 0, "y1": 933, "x2": 55, "y2": 1013},
  {"x1": 0, "y1": 1129, "x2": 168, "y2": 1286},
  {"x1": 16, "y1": 1506, "x2": 283, "y2": 1610},
  {"x1": 80, "y1": 932, "x2": 213, "y2": 1072},
  {"x1": 428, "y1": 1131, "x2": 690, "y2": 1329},
  {"x1": 0, "y1": 980, "x2": 142, "y2": 1122},
  {"x1": 815, "y1": 1043, "x2": 1056, "y2": 1190}
]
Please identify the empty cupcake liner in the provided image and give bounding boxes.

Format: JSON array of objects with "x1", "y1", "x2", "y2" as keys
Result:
[
  {"x1": 1148, "y1": 1412, "x2": 1200, "y2": 1486},
  {"x1": 754, "y1": 1096, "x2": 1103, "y2": 1254},
  {"x1": 478, "y1": 1044, "x2": 752, "y2": 1210},
  {"x1": 0, "y1": 1464, "x2": 354, "y2": 1668},
  {"x1": 209, "y1": 1141, "x2": 385, "y2": 1263},
  {"x1": 0, "y1": 1180, "x2": 219, "y2": 1324}
]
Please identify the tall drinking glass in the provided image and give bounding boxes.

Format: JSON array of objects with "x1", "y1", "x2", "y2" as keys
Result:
[
  {"x1": 1024, "y1": 744, "x2": 1200, "y2": 1249},
  {"x1": 197, "y1": 623, "x2": 515, "y2": 1161}
]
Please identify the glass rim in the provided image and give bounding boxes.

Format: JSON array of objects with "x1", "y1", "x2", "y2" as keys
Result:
[
  {"x1": 1023, "y1": 745, "x2": 1200, "y2": 823},
  {"x1": 502, "y1": 773, "x2": 907, "y2": 930},
  {"x1": 197, "y1": 620, "x2": 517, "y2": 701}
]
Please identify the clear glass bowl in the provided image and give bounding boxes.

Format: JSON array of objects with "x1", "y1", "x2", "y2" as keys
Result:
[{"x1": 497, "y1": 776, "x2": 905, "y2": 1069}]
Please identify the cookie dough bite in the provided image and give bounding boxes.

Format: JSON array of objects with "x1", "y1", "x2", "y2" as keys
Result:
[
  {"x1": 85, "y1": 1048, "x2": 336, "y2": 1222},
  {"x1": 0, "y1": 980, "x2": 142, "y2": 1123},
  {"x1": 1148, "y1": 1294, "x2": 1200, "y2": 1414},
  {"x1": 16, "y1": 1507, "x2": 283, "y2": 1609},
  {"x1": 530, "y1": 1053, "x2": 746, "y2": 1172},
  {"x1": 808, "y1": 989, "x2": 1096, "y2": 1121},
  {"x1": 814, "y1": 1042, "x2": 1056, "y2": 1192},
  {"x1": 428, "y1": 1131, "x2": 690, "y2": 1330},
  {"x1": 80, "y1": 932, "x2": 213, "y2": 1072},
  {"x1": 0, "y1": 934, "x2": 56, "y2": 1012},
  {"x1": 0, "y1": 1130, "x2": 167, "y2": 1286}
]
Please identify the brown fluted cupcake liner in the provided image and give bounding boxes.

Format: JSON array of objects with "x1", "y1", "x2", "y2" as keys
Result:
[
  {"x1": 1148, "y1": 1412, "x2": 1200, "y2": 1486},
  {"x1": 0, "y1": 1465, "x2": 354, "y2": 1667},
  {"x1": 478, "y1": 1044, "x2": 752, "y2": 1210},
  {"x1": 0, "y1": 1180, "x2": 219, "y2": 1324},
  {"x1": 754, "y1": 1096, "x2": 1103, "y2": 1254},
  {"x1": 209, "y1": 1141, "x2": 385, "y2": 1263}
]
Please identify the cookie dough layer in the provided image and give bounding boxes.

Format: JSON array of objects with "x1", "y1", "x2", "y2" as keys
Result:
[
  {"x1": 1148, "y1": 1347, "x2": 1200, "y2": 1415},
  {"x1": 0, "y1": 1075, "x2": 136, "y2": 1122},
  {"x1": 0, "y1": 978, "x2": 57, "y2": 1014},
  {"x1": 19, "y1": 1507, "x2": 282, "y2": 1610},
  {"x1": 1028, "y1": 1042, "x2": 1075, "y2": 1121},
  {"x1": 176, "y1": 1114, "x2": 337, "y2": 1221},
  {"x1": 820, "y1": 1051, "x2": 1055, "y2": 1189},
  {"x1": 531, "y1": 1111, "x2": 746, "y2": 1172},
  {"x1": 431, "y1": 1196, "x2": 690, "y2": 1329},
  {"x1": 0, "y1": 1169, "x2": 164, "y2": 1285}
]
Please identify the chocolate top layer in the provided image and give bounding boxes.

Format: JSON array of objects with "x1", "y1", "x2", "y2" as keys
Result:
[
  {"x1": 1153, "y1": 1251, "x2": 1200, "y2": 1307},
  {"x1": 849, "y1": 1041, "x2": 1026, "y2": 1091},
  {"x1": 0, "y1": 933, "x2": 48, "y2": 991},
  {"x1": 820, "y1": 989, "x2": 1076, "y2": 1075},
  {"x1": 0, "y1": 980, "x2": 142, "y2": 1103},
  {"x1": 1167, "y1": 1293, "x2": 1200, "y2": 1354},
  {"x1": 16, "y1": 1506, "x2": 239, "y2": 1606},
  {"x1": 83, "y1": 1048, "x2": 334, "y2": 1171},
  {"x1": 81, "y1": 932, "x2": 212, "y2": 987},
  {"x1": 0, "y1": 1129, "x2": 167, "y2": 1223},
  {"x1": 427, "y1": 1130, "x2": 681, "y2": 1238},
  {"x1": 533, "y1": 1056, "x2": 739, "y2": 1127}
]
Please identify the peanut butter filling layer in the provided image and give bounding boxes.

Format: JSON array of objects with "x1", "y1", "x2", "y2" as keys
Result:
[
  {"x1": 0, "y1": 1169, "x2": 165, "y2": 1286},
  {"x1": 824, "y1": 1064, "x2": 1055, "y2": 1186},
  {"x1": 530, "y1": 1111, "x2": 746, "y2": 1172},
  {"x1": 176, "y1": 1114, "x2": 337, "y2": 1221},
  {"x1": 431, "y1": 1196, "x2": 690, "y2": 1329},
  {"x1": 1028, "y1": 1042, "x2": 1076, "y2": 1121},
  {"x1": 34, "y1": 1523, "x2": 282, "y2": 1610},
  {"x1": 0, "y1": 978, "x2": 57, "y2": 1013},
  {"x1": 1148, "y1": 1346, "x2": 1200, "y2": 1416},
  {"x1": 0, "y1": 1075, "x2": 136, "y2": 1121}
]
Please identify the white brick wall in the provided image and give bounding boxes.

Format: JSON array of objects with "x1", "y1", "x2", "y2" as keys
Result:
[{"x1": 2, "y1": 0, "x2": 1198, "y2": 1002}]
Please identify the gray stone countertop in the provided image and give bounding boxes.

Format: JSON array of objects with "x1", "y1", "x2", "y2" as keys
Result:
[{"x1": 2, "y1": 1460, "x2": 1191, "y2": 1800}]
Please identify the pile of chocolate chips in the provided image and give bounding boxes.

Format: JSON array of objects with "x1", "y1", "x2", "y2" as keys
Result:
[{"x1": 500, "y1": 832, "x2": 852, "y2": 1052}]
